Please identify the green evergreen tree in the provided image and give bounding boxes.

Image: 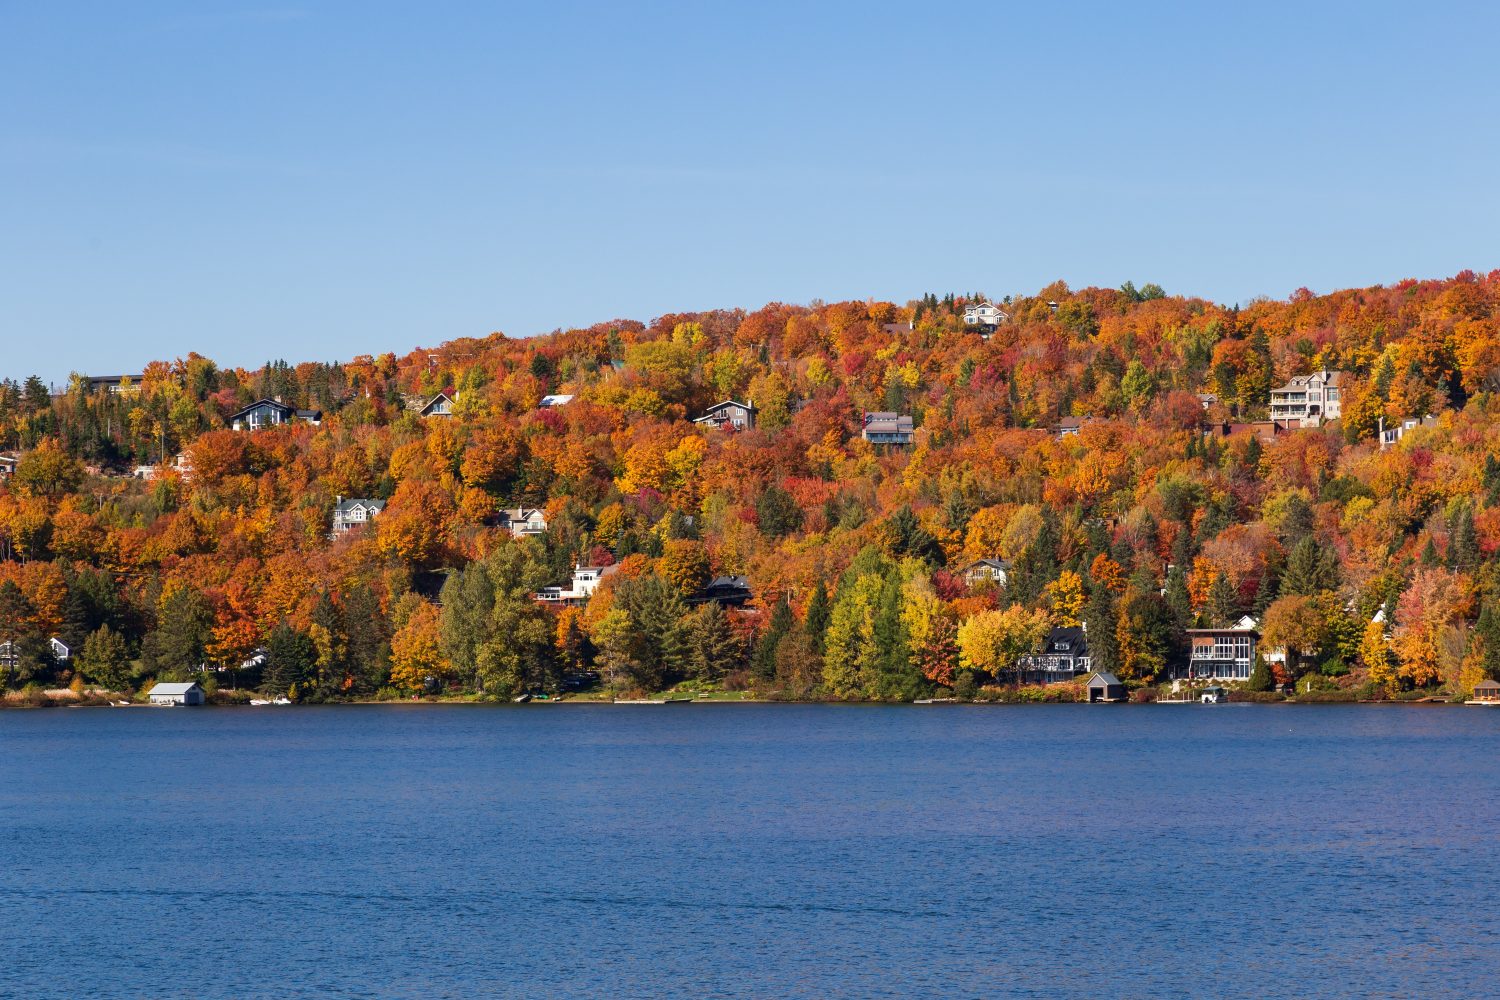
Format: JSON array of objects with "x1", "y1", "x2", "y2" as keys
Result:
[
  {"x1": 804, "y1": 581, "x2": 831, "y2": 656},
  {"x1": 1084, "y1": 586, "x2": 1119, "y2": 677},
  {"x1": 1247, "y1": 653, "x2": 1273, "y2": 692},
  {"x1": 753, "y1": 597, "x2": 794, "y2": 679},
  {"x1": 686, "y1": 601, "x2": 742, "y2": 683},
  {"x1": 264, "y1": 622, "x2": 318, "y2": 695},
  {"x1": 1280, "y1": 537, "x2": 1338, "y2": 597},
  {"x1": 1208, "y1": 573, "x2": 1240, "y2": 627}
]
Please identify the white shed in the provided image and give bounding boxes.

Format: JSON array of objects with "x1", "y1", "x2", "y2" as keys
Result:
[{"x1": 148, "y1": 682, "x2": 205, "y2": 706}]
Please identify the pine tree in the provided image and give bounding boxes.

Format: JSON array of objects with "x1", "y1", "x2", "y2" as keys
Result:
[
  {"x1": 1208, "y1": 573, "x2": 1240, "y2": 627},
  {"x1": 753, "y1": 598, "x2": 793, "y2": 679},
  {"x1": 804, "y1": 581, "x2": 831, "y2": 656},
  {"x1": 1247, "y1": 653, "x2": 1273, "y2": 692},
  {"x1": 1280, "y1": 537, "x2": 1338, "y2": 597},
  {"x1": 1084, "y1": 586, "x2": 1119, "y2": 676},
  {"x1": 1449, "y1": 504, "x2": 1479, "y2": 572}
]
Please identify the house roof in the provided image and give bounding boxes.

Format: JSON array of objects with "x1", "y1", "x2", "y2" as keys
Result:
[
  {"x1": 1474, "y1": 679, "x2": 1500, "y2": 691},
  {"x1": 1273, "y1": 369, "x2": 1345, "y2": 392},
  {"x1": 418, "y1": 392, "x2": 454, "y2": 414},
  {"x1": 1086, "y1": 671, "x2": 1121, "y2": 686},
  {"x1": 962, "y1": 558, "x2": 1011, "y2": 572},
  {"x1": 539, "y1": 394, "x2": 575, "y2": 407},
  {"x1": 334, "y1": 498, "x2": 385, "y2": 516},
  {"x1": 500, "y1": 507, "x2": 545, "y2": 520},
  {"x1": 1042, "y1": 625, "x2": 1088, "y2": 655},
  {"x1": 862, "y1": 412, "x2": 913, "y2": 433},
  {"x1": 704, "y1": 575, "x2": 750, "y2": 589},
  {"x1": 149, "y1": 682, "x2": 201, "y2": 695}
]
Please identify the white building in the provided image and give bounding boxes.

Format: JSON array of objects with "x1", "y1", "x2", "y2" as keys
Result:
[
  {"x1": 1178, "y1": 615, "x2": 1260, "y2": 681},
  {"x1": 535, "y1": 564, "x2": 618, "y2": 605},
  {"x1": 148, "y1": 682, "x2": 205, "y2": 706},
  {"x1": 539, "y1": 394, "x2": 575, "y2": 408},
  {"x1": 1269, "y1": 370, "x2": 1344, "y2": 426},
  {"x1": 1379, "y1": 414, "x2": 1437, "y2": 449},
  {"x1": 962, "y1": 302, "x2": 1009, "y2": 327}
]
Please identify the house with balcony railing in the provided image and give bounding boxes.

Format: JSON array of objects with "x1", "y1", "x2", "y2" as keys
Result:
[
  {"x1": 1176, "y1": 615, "x2": 1259, "y2": 681},
  {"x1": 1268, "y1": 370, "x2": 1344, "y2": 427}
]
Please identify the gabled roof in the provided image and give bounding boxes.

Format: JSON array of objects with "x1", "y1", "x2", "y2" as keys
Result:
[
  {"x1": 148, "y1": 682, "x2": 202, "y2": 695},
  {"x1": 1474, "y1": 679, "x2": 1500, "y2": 691},
  {"x1": 1042, "y1": 625, "x2": 1088, "y2": 655},
  {"x1": 539, "y1": 394, "x2": 575, "y2": 407},
  {"x1": 334, "y1": 497, "x2": 385, "y2": 516},
  {"x1": 228, "y1": 398, "x2": 294, "y2": 421},
  {"x1": 419, "y1": 392, "x2": 454, "y2": 415},
  {"x1": 1085, "y1": 671, "x2": 1121, "y2": 686},
  {"x1": 500, "y1": 507, "x2": 546, "y2": 521}
]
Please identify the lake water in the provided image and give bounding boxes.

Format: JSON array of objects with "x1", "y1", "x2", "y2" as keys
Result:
[{"x1": 2, "y1": 704, "x2": 1497, "y2": 999}]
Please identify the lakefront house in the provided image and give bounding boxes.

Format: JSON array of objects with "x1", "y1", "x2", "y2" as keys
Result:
[
  {"x1": 1014, "y1": 625, "x2": 1091, "y2": 684},
  {"x1": 1178, "y1": 616, "x2": 1260, "y2": 681}
]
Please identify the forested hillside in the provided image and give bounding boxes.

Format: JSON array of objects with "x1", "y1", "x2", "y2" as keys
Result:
[{"x1": 4, "y1": 273, "x2": 1500, "y2": 702}]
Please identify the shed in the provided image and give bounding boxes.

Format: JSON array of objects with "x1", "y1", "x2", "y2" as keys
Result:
[
  {"x1": 1473, "y1": 679, "x2": 1500, "y2": 702},
  {"x1": 148, "y1": 682, "x2": 205, "y2": 706},
  {"x1": 1084, "y1": 671, "x2": 1125, "y2": 703}
]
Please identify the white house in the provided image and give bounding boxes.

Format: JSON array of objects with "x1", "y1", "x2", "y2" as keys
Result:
[
  {"x1": 499, "y1": 507, "x2": 548, "y2": 539},
  {"x1": 1178, "y1": 615, "x2": 1260, "y2": 681},
  {"x1": 1269, "y1": 370, "x2": 1344, "y2": 426},
  {"x1": 539, "y1": 394, "x2": 575, "y2": 408},
  {"x1": 148, "y1": 682, "x2": 205, "y2": 706},
  {"x1": 1379, "y1": 414, "x2": 1438, "y2": 449},
  {"x1": 0, "y1": 637, "x2": 70, "y2": 666},
  {"x1": 535, "y1": 564, "x2": 618, "y2": 605},
  {"x1": 962, "y1": 302, "x2": 1009, "y2": 327},
  {"x1": 0, "y1": 453, "x2": 19, "y2": 478},
  {"x1": 332, "y1": 497, "x2": 385, "y2": 537}
]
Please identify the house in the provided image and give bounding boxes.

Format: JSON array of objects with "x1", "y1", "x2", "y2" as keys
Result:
[
  {"x1": 1202, "y1": 420, "x2": 1284, "y2": 443},
  {"x1": 1178, "y1": 616, "x2": 1259, "y2": 681},
  {"x1": 1055, "y1": 415, "x2": 1090, "y2": 438},
  {"x1": 332, "y1": 496, "x2": 385, "y2": 537},
  {"x1": 535, "y1": 564, "x2": 618, "y2": 605},
  {"x1": 418, "y1": 392, "x2": 455, "y2": 417},
  {"x1": 1085, "y1": 671, "x2": 1125, "y2": 703},
  {"x1": 959, "y1": 558, "x2": 1010, "y2": 588},
  {"x1": 0, "y1": 453, "x2": 17, "y2": 478},
  {"x1": 0, "y1": 637, "x2": 70, "y2": 667},
  {"x1": 498, "y1": 507, "x2": 548, "y2": 539},
  {"x1": 1379, "y1": 414, "x2": 1438, "y2": 450},
  {"x1": 85, "y1": 375, "x2": 143, "y2": 394},
  {"x1": 962, "y1": 302, "x2": 1009, "y2": 328},
  {"x1": 688, "y1": 575, "x2": 753, "y2": 608},
  {"x1": 1269, "y1": 370, "x2": 1345, "y2": 426},
  {"x1": 229, "y1": 398, "x2": 322, "y2": 432},
  {"x1": 861, "y1": 412, "x2": 914, "y2": 446},
  {"x1": 148, "y1": 682, "x2": 205, "y2": 706},
  {"x1": 539, "y1": 394, "x2": 575, "y2": 408},
  {"x1": 1472, "y1": 679, "x2": 1500, "y2": 703},
  {"x1": 1196, "y1": 393, "x2": 1218, "y2": 409},
  {"x1": 694, "y1": 400, "x2": 757, "y2": 431},
  {"x1": 1015, "y1": 625, "x2": 1091, "y2": 683}
]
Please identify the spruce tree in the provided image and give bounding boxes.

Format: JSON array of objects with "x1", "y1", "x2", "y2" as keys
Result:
[
  {"x1": 1084, "y1": 586, "x2": 1119, "y2": 676},
  {"x1": 804, "y1": 581, "x2": 831, "y2": 656}
]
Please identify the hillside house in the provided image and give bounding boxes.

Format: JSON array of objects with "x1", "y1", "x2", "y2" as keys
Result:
[
  {"x1": 535, "y1": 564, "x2": 618, "y2": 606},
  {"x1": 419, "y1": 392, "x2": 455, "y2": 417},
  {"x1": 962, "y1": 302, "x2": 1009, "y2": 328},
  {"x1": 1015, "y1": 625, "x2": 1091, "y2": 683},
  {"x1": 1379, "y1": 414, "x2": 1438, "y2": 449},
  {"x1": 229, "y1": 398, "x2": 322, "y2": 432},
  {"x1": 1269, "y1": 370, "x2": 1344, "y2": 426},
  {"x1": 959, "y1": 558, "x2": 1010, "y2": 588},
  {"x1": 694, "y1": 400, "x2": 757, "y2": 431},
  {"x1": 0, "y1": 453, "x2": 16, "y2": 478},
  {"x1": 861, "y1": 412, "x2": 914, "y2": 446},
  {"x1": 1055, "y1": 415, "x2": 1091, "y2": 438},
  {"x1": 688, "y1": 575, "x2": 753, "y2": 609},
  {"x1": 1178, "y1": 616, "x2": 1259, "y2": 681},
  {"x1": 85, "y1": 375, "x2": 143, "y2": 394},
  {"x1": 332, "y1": 497, "x2": 385, "y2": 537},
  {"x1": 1472, "y1": 679, "x2": 1500, "y2": 703},
  {"x1": 499, "y1": 507, "x2": 548, "y2": 538},
  {"x1": 148, "y1": 682, "x2": 205, "y2": 706},
  {"x1": 539, "y1": 394, "x2": 574, "y2": 408}
]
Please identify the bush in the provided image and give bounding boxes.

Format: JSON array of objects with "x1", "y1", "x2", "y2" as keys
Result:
[
  {"x1": 1246, "y1": 654, "x2": 1273, "y2": 692},
  {"x1": 1227, "y1": 688, "x2": 1286, "y2": 703},
  {"x1": 953, "y1": 670, "x2": 978, "y2": 700},
  {"x1": 1319, "y1": 656, "x2": 1349, "y2": 677}
]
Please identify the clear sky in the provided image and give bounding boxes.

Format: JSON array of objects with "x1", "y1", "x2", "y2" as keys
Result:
[{"x1": 3, "y1": 2, "x2": 1499, "y2": 384}]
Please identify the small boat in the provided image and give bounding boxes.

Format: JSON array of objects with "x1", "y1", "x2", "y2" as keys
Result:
[
  {"x1": 914, "y1": 698, "x2": 956, "y2": 704},
  {"x1": 663, "y1": 696, "x2": 694, "y2": 704},
  {"x1": 249, "y1": 699, "x2": 271, "y2": 706},
  {"x1": 1200, "y1": 686, "x2": 1228, "y2": 704},
  {"x1": 272, "y1": 696, "x2": 292, "y2": 705},
  {"x1": 113, "y1": 700, "x2": 132, "y2": 707},
  {"x1": 512, "y1": 693, "x2": 532, "y2": 703},
  {"x1": 614, "y1": 698, "x2": 667, "y2": 705}
]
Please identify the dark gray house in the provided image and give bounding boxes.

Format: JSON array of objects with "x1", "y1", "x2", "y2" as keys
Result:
[
  {"x1": 1015, "y1": 625, "x2": 1090, "y2": 683},
  {"x1": 688, "y1": 575, "x2": 753, "y2": 608},
  {"x1": 229, "y1": 398, "x2": 323, "y2": 432},
  {"x1": 861, "y1": 412, "x2": 914, "y2": 446}
]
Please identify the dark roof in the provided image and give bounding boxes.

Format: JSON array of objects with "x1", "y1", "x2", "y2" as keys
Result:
[
  {"x1": 1042, "y1": 626, "x2": 1088, "y2": 656},
  {"x1": 334, "y1": 498, "x2": 385, "y2": 516},
  {"x1": 1474, "y1": 679, "x2": 1500, "y2": 691},
  {"x1": 1086, "y1": 671, "x2": 1121, "y2": 686},
  {"x1": 228, "y1": 398, "x2": 294, "y2": 420}
]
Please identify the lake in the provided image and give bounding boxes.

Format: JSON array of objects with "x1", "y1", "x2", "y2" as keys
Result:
[{"x1": 2, "y1": 704, "x2": 1497, "y2": 998}]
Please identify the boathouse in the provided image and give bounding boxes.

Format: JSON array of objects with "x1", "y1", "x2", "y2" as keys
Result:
[
  {"x1": 1084, "y1": 671, "x2": 1125, "y2": 703},
  {"x1": 148, "y1": 682, "x2": 205, "y2": 706},
  {"x1": 1473, "y1": 679, "x2": 1500, "y2": 703}
]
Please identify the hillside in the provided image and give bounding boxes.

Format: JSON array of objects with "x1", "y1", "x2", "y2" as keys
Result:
[{"x1": 3, "y1": 273, "x2": 1500, "y2": 703}]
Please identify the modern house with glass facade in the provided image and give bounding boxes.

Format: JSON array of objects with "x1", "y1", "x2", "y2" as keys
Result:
[{"x1": 1177, "y1": 616, "x2": 1259, "y2": 681}]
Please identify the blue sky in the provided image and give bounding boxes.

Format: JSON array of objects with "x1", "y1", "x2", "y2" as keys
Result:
[{"x1": 3, "y1": 2, "x2": 1498, "y2": 383}]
